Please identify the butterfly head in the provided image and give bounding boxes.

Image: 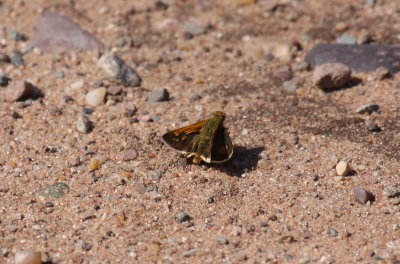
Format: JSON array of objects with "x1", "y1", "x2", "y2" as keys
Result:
[{"x1": 213, "y1": 111, "x2": 226, "y2": 121}]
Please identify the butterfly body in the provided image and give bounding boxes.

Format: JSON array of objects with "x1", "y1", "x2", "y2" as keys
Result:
[{"x1": 162, "y1": 111, "x2": 233, "y2": 163}]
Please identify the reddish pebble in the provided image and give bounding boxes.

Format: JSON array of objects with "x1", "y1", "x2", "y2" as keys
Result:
[
  {"x1": 353, "y1": 186, "x2": 374, "y2": 204},
  {"x1": 148, "y1": 153, "x2": 156, "y2": 158},
  {"x1": 4, "y1": 80, "x2": 34, "y2": 102},
  {"x1": 107, "y1": 86, "x2": 122, "y2": 95},
  {"x1": 0, "y1": 52, "x2": 11, "y2": 63}
]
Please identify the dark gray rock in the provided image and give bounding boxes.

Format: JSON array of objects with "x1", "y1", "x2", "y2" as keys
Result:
[
  {"x1": 355, "y1": 103, "x2": 379, "y2": 114},
  {"x1": 306, "y1": 44, "x2": 400, "y2": 73},
  {"x1": 34, "y1": 13, "x2": 103, "y2": 53}
]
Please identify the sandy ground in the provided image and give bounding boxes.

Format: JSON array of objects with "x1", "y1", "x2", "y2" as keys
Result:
[{"x1": 1, "y1": 0, "x2": 400, "y2": 263}]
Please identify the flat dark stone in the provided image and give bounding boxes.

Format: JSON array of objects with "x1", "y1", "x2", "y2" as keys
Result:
[
  {"x1": 34, "y1": 13, "x2": 103, "y2": 53},
  {"x1": 305, "y1": 44, "x2": 400, "y2": 73}
]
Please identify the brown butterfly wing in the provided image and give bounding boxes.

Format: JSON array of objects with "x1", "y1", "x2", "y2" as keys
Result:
[
  {"x1": 162, "y1": 120, "x2": 206, "y2": 154},
  {"x1": 209, "y1": 126, "x2": 234, "y2": 163}
]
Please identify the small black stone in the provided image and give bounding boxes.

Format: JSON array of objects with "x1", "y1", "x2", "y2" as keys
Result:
[
  {"x1": 184, "y1": 32, "x2": 194, "y2": 40},
  {"x1": 176, "y1": 212, "x2": 191, "y2": 223}
]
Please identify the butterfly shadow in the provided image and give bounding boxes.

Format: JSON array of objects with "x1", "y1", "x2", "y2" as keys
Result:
[{"x1": 210, "y1": 146, "x2": 265, "y2": 177}]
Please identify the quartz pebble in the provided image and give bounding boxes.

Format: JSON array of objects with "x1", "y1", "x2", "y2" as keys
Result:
[
  {"x1": 336, "y1": 161, "x2": 351, "y2": 176},
  {"x1": 353, "y1": 186, "x2": 374, "y2": 204},
  {"x1": 85, "y1": 88, "x2": 106, "y2": 107},
  {"x1": 15, "y1": 250, "x2": 42, "y2": 264}
]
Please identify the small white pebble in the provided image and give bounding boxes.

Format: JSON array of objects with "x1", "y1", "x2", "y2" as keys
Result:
[
  {"x1": 85, "y1": 87, "x2": 106, "y2": 107},
  {"x1": 70, "y1": 79, "x2": 84, "y2": 91},
  {"x1": 336, "y1": 161, "x2": 351, "y2": 176},
  {"x1": 242, "y1": 128, "x2": 249, "y2": 135},
  {"x1": 15, "y1": 250, "x2": 42, "y2": 264}
]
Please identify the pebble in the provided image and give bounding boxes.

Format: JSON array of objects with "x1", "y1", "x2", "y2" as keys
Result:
[
  {"x1": 355, "y1": 103, "x2": 379, "y2": 114},
  {"x1": 184, "y1": 23, "x2": 205, "y2": 36},
  {"x1": 15, "y1": 250, "x2": 42, "y2": 264},
  {"x1": 69, "y1": 79, "x2": 84, "y2": 91},
  {"x1": 329, "y1": 229, "x2": 339, "y2": 237},
  {"x1": 151, "y1": 115, "x2": 161, "y2": 122},
  {"x1": 35, "y1": 182, "x2": 69, "y2": 198},
  {"x1": 293, "y1": 61, "x2": 310, "y2": 71},
  {"x1": 366, "y1": 122, "x2": 381, "y2": 132},
  {"x1": 85, "y1": 88, "x2": 106, "y2": 107},
  {"x1": 77, "y1": 240, "x2": 92, "y2": 251},
  {"x1": 0, "y1": 52, "x2": 11, "y2": 63},
  {"x1": 382, "y1": 186, "x2": 399, "y2": 198},
  {"x1": 88, "y1": 155, "x2": 108, "y2": 171},
  {"x1": 8, "y1": 30, "x2": 27, "y2": 41},
  {"x1": 183, "y1": 248, "x2": 199, "y2": 257},
  {"x1": 336, "y1": 34, "x2": 357, "y2": 44},
  {"x1": 391, "y1": 198, "x2": 400, "y2": 205},
  {"x1": 83, "y1": 108, "x2": 94, "y2": 115},
  {"x1": 4, "y1": 80, "x2": 34, "y2": 102},
  {"x1": 353, "y1": 186, "x2": 374, "y2": 204},
  {"x1": 282, "y1": 80, "x2": 300, "y2": 94},
  {"x1": 147, "y1": 88, "x2": 169, "y2": 102},
  {"x1": 306, "y1": 44, "x2": 400, "y2": 73},
  {"x1": 54, "y1": 71, "x2": 65, "y2": 78},
  {"x1": 107, "y1": 86, "x2": 122, "y2": 95},
  {"x1": 336, "y1": 161, "x2": 351, "y2": 176},
  {"x1": 44, "y1": 201, "x2": 54, "y2": 207},
  {"x1": 76, "y1": 113, "x2": 92, "y2": 133},
  {"x1": 189, "y1": 93, "x2": 202, "y2": 101},
  {"x1": 121, "y1": 150, "x2": 138, "y2": 161},
  {"x1": 269, "y1": 215, "x2": 278, "y2": 221},
  {"x1": 0, "y1": 73, "x2": 10, "y2": 86},
  {"x1": 215, "y1": 236, "x2": 229, "y2": 245},
  {"x1": 357, "y1": 31, "x2": 373, "y2": 44},
  {"x1": 312, "y1": 63, "x2": 351, "y2": 91},
  {"x1": 34, "y1": 13, "x2": 103, "y2": 53},
  {"x1": 10, "y1": 51, "x2": 24, "y2": 66},
  {"x1": 97, "y1": 53, "x2": 141, "y2": 87},
  {"x1": 176, "y1": 212, "x2": 191, "y2": 223},
  {"x1": 242, "y1": 36, "x2": 292, "y2": 62},
  {"x1": 183, "y1": 32, "x2": 194, "y2": 40},
  {"x1": 373, "y1": 67, "x2": 391, "y2": 80}
]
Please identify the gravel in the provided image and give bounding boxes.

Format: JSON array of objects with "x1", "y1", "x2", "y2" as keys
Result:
[
  {"x1": 147, "y1": 88, "x2": 169, "y2": 102},
  {"x1": 35, "y1": 183, "x2": 69, "y2": 198}
]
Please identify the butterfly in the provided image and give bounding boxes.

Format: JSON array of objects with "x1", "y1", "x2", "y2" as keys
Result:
[{"x1": 162, "y1": 111, "x2": 234, "y2": 163}]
